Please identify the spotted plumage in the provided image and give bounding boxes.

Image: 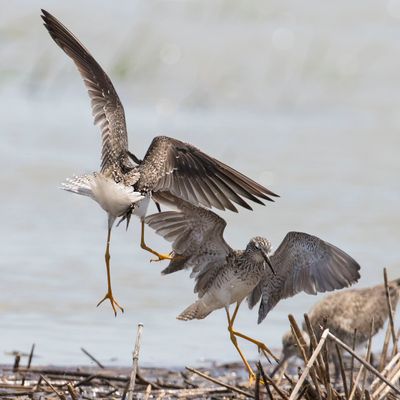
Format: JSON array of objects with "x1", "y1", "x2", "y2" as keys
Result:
[
  {"x1": 41, "y1": 9, "x2": 278, "y2": 256},
  {"x1": 145, "y1": 202, "x2": 361, "y2": 322},
  {"x1": 41, "y1": 9, "x2": 279, "y2": 314},
  {"x1": 277, "y1": 278, "x2": 400, "y2": 377}
]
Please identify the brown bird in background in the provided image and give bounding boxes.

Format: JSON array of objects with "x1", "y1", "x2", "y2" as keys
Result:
[{"x1": 276, "y1": 278, "x2": 400, "y2": 377}]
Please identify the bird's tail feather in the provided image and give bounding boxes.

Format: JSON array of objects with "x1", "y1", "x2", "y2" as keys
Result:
[
  {"x1": 61, "y1": 174, "x2": 94, "y2": 197},
  {"x1": 177, "y1": 300, "x2": 212, "y2": 321}
]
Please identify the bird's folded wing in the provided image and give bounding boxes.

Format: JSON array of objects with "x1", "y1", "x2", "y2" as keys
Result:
[
  {"x1": 145, "y1": 201, "x2": 232, "y2": 286},
  {"x1": 249, "y1": 231, "x2": 361, "y2": 324},
  {"x1": 138, "y1": 136, "x2": 278, "y2": 212},
  {"x1": 41, "y1": 10, "x2": 128, "y2": 172}
]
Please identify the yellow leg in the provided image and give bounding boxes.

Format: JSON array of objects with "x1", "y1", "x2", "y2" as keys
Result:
[
  {"x1": 226, "y1": 303, "x2": 257, "y2": 383},
  {"x1": 140, "y1": 221, "x2": 173, "y2": 262},
  {"x1": 96, "y1": 227, "x2": 124, "y2": 316},
  {"x1": 231, "y1": 329, "x2": 279, "y2": 362}
]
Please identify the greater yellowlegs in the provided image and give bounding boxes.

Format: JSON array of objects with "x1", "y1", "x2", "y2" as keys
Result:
[
  {"x1": 145, "y1": 201, "x2": 361, "y2": 379},
  {"x1": 277, "y1": 278, "x2": 400, "y2": 377},
  {"x1": 41, "y1": 10, "x2": 278, "y2": 315}
]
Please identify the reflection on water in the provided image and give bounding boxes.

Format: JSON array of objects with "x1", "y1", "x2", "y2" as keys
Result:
[{"x1": 0, "y1": 1, "x2": 399, "y2": 366}]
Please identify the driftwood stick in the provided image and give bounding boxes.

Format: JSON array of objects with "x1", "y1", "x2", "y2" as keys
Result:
[
  {"x1": 67, "y1": 383, "x2": 79, "y2": 400},
  {"x1": 289, "y1": 329, "x2": 329, "y2": 400},
  {"x1": 9, "y1": 367, "x2": 129, "y2": 382},
  {"x1": 185, "y1": 367, "x2": 255, "y2": 398},
  {"x1": 81, "y1": 347, "x2": 105, "y2": 369},
  {"x1": 127, "y1": 323, "x2": 144, "y2": 400},
  {"x1": 21, "y1": 344, "x2": 35, "y2": 386},
  {"x1": 40, "y1": 375, "x2": 66, "y2": 400},
  {"x1": 0, "y1": 391, "x2": 37, "y2": 397},
  {"x1": 327, "y1": 331, "x2": 400, "y2": 396}
]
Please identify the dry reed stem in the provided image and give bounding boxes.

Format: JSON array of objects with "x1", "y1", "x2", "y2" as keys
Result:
[
  {"x1": 371, "y1": 352, "x2": 400, "y2": 391},
  {"x1": 81, "y1": 347, "x2": 105, "y2": 369},
  {"x1": 143, "y1": 384, "x2": 152, "y2": 400},
  {"x1": 361, "y1": 318, "x2": 374, "y2": 394},
  {"x1": 379, "y1": 322, "x2": 392, "y2": 371},
  {"x1": 304, "y1": 314, "x2": 326, "y2": 383},
  {"x1": 288, "y1": 315, "x2": 322, "y2": 400},
  {"x1": 185, "y1": 367, "x2": 255, "y2": 398},
  {"x1": 349, "y1": 329, "x2": 357, "y2": 394},
  {"x1": 127, "y1": 323, "x2": 144, "y2": 400},
  {"x1": 275, "y1": 361, "x2": 288, "y2": 387},
  {"x1": 326, "y1": 331, "x2": 400, "y2": 396},
  {"x1": 372, "y1": 354, "x2": 400, "y2": 398},
  {"x1": 377, "y1": 365, "x2": 400, "y2": 399},
  {"x1": 384, "y1": 268, "x2": 398, "y2": 354},
  {"x1": 259, "y1": 363, "x2": 290, "y2": 400},
  {"x1": 288, "y1": 328, "x2": 329, "y2": 400},
  {"x1": 335, "y1": 343, "x2": 348, "y2": 399},
  {"x1": 349, "y1": 319, "x2": 374, "y2": 400}
]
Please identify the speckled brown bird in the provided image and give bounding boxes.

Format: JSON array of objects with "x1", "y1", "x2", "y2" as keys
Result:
[
  {"x1": 277, "y1": 278, "x2": 400, "y2": 377},
  {"x1": 146, "y1": 201, "x2": 361, "y2": 379}
]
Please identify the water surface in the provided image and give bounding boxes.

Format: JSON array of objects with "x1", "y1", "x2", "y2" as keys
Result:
[{"x1": 1, "y1": 0, "x2": 399, "y2": 367}]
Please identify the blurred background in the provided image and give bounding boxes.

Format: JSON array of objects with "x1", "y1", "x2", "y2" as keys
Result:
[{"x1": 1, "y1": 0, "x2": 399, "y2": 367}]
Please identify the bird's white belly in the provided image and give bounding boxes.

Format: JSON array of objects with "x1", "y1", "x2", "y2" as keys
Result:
[
  {"x1": 207, "y1": 276, "x2": 255, "y2": 309},
  {"x1": 133, "y1": 195, "x2": 150, "y2": 220},
  {"x1": 90, "y1": 176, "x2": 143, "y2": 217}
]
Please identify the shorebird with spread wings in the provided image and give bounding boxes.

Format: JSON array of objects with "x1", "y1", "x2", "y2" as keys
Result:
[
  {"x1": 146, "y1": 201, "x2": 361, "y2": 379},
  {"x1": 41, "y1": 10, "x2": 278, "y2": 315}
]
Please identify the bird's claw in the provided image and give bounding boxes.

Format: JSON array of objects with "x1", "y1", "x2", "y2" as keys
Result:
[
  {"x1": 97, "y1": 292, "x2": 124, "y2": 316},
  {"x1": 150, "y1": 252, "x2": 173, "y2": 263}
]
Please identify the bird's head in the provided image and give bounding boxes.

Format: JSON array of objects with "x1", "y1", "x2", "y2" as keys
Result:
[
  {"x1": 271, "y1": 329, "x2": 310, "y2": 377},
  {"x1": 246, "y1": 236, "x2": 274, "y2": 274}
]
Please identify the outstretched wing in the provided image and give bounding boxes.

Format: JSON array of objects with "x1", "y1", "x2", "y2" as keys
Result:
[
  {"x1": 249, "y1": 232, "x2": 360, "y2": 324},
  {"x1": 137, "y1": 136, "x2": 279, "y2": 212},
  {"x1": 145, "y1": 201, "x2": 232, "y2": 295},
  {"x1": 41, "y1": 10, "x2": 128, "y2": 172}
]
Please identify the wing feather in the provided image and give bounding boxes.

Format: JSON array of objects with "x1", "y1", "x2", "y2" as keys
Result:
[
  {"x1": 252, "y1": 232, "x2": 361, "y2": 323},
  {"x1": 41, "y1": 10, "x2": 128, "y2": 171},
  {"x1": 137, "y1": 136, "x2": 278, "y2": 211},
  {"x1": 145, "y1": 201, "x2": 232, "y2": 283}
]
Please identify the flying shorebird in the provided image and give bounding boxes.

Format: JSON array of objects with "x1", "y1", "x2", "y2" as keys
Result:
[
  {"x1": 41, "y1": 10, "x2": 278, "y2": 315},
  {"x1": 276, "y1": 278, "x2": 400, "y2": 378},
  {"x1": 145, "y1": 201, "x2": 361, "y2": 379}
]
